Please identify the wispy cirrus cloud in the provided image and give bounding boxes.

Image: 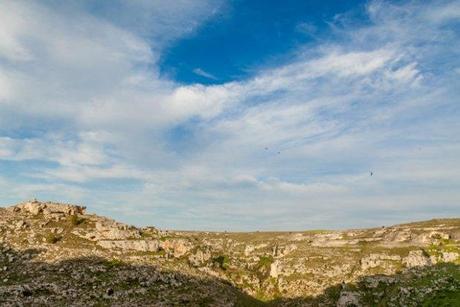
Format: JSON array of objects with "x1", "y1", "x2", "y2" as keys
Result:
[{"x1": 192, "y1": 68, "x2": 218, "y2": 80}]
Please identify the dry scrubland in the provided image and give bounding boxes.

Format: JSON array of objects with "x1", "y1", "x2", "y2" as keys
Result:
[{"x1": 1, "y1": 200, "x2": 459, "y2": 306}]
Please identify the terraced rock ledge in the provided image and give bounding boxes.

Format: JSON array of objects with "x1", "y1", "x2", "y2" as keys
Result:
[{"x1": 1, "y1": 200, "x2": 459, "y2": 306}]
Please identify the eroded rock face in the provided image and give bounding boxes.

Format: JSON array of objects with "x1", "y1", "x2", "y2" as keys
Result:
[
  {"x1": 73, "y1": 219, "x2": 141, "y2": 242},
  {"x1": 272, "y1": 244, "x2": 297, "y2": 258},
  {"x1": 159, "y1": 239, "x2": 193, "y2": 258},
  {"x1": 311, "y1": 232, "x2": 348, "y2": 247},
  {"x1": 389, "y1": 229, "x2": 412, "y2": 242},
  {"x1": 413, "y1": 231, "x2": 451, "y2": 245},
  {"x1": 269, "y1": 260, "x2": 280, "y2": 278},
  {"x1": 188, "y1": 248, "x2": 212, "y2": 266},
  {"x1": 97, "y1": 240, "x2": 160, "y2": 252},
  {"x1": 403, "y1": 250, "x2": 431, "y2": 268},
  {"x1": 360, "y1": 253, "x2": 401, "y2": 271},
  {"x1": 93, "y1": 221, "x2": 141, "y2": 240}
]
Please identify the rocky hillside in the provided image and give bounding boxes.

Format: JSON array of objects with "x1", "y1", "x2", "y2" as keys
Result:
[{"x1": 1, "y1": 200, "x2": 459, "y2": 306}]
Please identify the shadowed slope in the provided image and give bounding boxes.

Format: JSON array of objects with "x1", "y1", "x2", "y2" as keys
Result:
[{"x1": 1, "y1": 244, "x2": 459, "y2": 306}]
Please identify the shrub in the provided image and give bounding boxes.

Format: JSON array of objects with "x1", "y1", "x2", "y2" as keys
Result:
[
  {"x1": 257, "y1": 255, "x2": 274, "y2": 269},
  {"x1": 213, "y1": 255, "x2": 230, "y2": 270},
  {"x1": 45, "y1": 233, "x2": 60, "y2": 244},
  {"x1": 68, "y1": 215, "x2": 84, "y2": 226}
]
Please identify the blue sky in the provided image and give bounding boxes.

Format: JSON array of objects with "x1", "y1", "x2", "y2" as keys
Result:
[
  {"x1": 0, "y1": 0, "x2": 459, "y2": 230},
  {"x1": 160, "y1": 0, "x2": 368, "y2": 84}
]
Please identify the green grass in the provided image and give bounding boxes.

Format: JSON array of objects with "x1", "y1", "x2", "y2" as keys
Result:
[
  {"x1": 422, "y1": 290, "x2": 460, "y2": 306},
  {"x1": 103, "y1": 258, "x2": 124, "y2": 269}
]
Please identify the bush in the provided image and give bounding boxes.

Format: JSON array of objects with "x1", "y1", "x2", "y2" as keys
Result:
[
  {"x1": 257, "y1": 255, "x2": 274, "y2": 269},
  {"x1": 45, "y1": 233, "x2": 61, "y2": 244},
  {"x1": 69, "y1": 215, "x2": 84, "y2": 226},
  {"x1": 213, "y1": 255, "x2": 230, "y2": 270}
]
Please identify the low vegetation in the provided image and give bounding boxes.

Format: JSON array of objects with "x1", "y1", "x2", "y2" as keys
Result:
[
  {"x1": 68, "y1": 214, "x2": 85, "y2": 226},
  {"x1": 45, "y1": 233, "x2": 61, "y2": 244}
]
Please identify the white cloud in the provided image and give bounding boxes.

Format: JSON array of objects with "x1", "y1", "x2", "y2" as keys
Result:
[{"x1": 0, "y1": 0, "x2": 459, "y2": 230}]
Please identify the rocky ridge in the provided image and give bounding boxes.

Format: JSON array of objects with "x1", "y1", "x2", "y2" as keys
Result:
[{"x1": 1, "y1": 200, "x2": 459, "y2": 306}]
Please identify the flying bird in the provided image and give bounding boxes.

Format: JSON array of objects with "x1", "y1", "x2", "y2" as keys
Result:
[{"x1": 370, "y1": 171, "x2": 373, "y2": 176}]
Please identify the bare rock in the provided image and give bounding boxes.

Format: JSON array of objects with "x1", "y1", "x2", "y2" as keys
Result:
[
  {"x1": 15, "y1": 220, "x2": 28, "y2": 230},
  {"x1": 160, "y1": 239, "x2": 193, "y2": 258},
  {"x1": 360, "y1": 253, "x2": 401, "y2": 271},
  {"x1": 403, "y1": 250, "x2": 431, "y2": 268},
  {"x1": 97, "y1": 240, "x2": 160, "y2": 252},
  {"x1": 337, "y1": 291, "x2": 361, "y2": 307},
  {"x1": 441, "y1": 251, "x2": 458, "y2": 262},
  {"x1": 270, "y1": 260, "x2": 280, "y2": 278},
  {"x1": 188, "y1": 248, "x2": 211, "y2": 266},
  {"x1": 83, "y1": 220, "x2": 141, "y2": 241},
  {"x1": 244, "y1": 244, "x2": 255, "y2": 256}
]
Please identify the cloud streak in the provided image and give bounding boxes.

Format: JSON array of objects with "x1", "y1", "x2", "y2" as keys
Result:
[{"x1": 193, "y1": 68, "x2": 218, "y2": 80}]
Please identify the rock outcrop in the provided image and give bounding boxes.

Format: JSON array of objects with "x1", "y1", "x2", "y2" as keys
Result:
[
  {"x1": 97, "y1": 239, "x2": 160, "y2": 252},
  {"x1": 360, "y1": 253, "x2": 402, "y2": 271},
  {"x1": 403, "y1": 250, "x2": 432, "y2": 268}
]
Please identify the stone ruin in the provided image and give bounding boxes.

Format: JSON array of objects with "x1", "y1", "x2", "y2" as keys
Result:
[{"x1": 9, "y1": 199, "x2": 86, "y2": 217}]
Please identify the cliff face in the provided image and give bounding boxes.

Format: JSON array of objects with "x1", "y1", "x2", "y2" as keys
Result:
[{"x1": 1, "y1": 200, "x2": 459, "y2": 306}]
